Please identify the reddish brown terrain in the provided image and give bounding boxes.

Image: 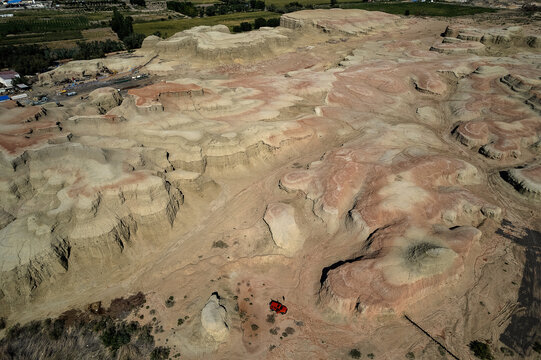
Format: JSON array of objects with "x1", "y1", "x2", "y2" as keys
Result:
[{"x1": 0, "y1": 9, "x2": 540, "y2": 360}]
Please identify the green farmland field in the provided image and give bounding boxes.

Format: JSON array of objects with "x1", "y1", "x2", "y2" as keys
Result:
[
  {"x1": 0, "y1": 2, "x2": 497, "y2": 46},
  {"x1": 0, "y1": 30, "x2": 83, "y2": 46},
  {"x1": 133, "y1": 11, "x2": 279, "y2": 37},
  {"x1": 338, "y1": 2, "x2": 497, "y2": 17}
]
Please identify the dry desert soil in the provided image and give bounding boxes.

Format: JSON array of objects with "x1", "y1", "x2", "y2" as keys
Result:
[{"x1": 0, "y1": 7, "x2": 540, "y2": 360}]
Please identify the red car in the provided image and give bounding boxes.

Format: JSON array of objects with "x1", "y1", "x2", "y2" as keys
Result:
[{"x1": 269, "y1": 300, "x2": 288, "y2": 314}]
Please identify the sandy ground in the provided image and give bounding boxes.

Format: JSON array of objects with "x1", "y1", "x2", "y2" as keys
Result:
[{"x1": 1, "y1": 9, "x2": 540, "y2": 360}]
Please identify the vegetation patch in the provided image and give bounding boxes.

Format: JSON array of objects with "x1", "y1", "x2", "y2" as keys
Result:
[
  {"x1": 150, "y1": 346, "x2": 171, "y2": 360},
  {"x1": 339, "y1": 2, "x2": 497, "y2": 17},
  {"x1": 212, "y1": 240, "x2": 229, "y2": 248},
  {"x1": 165, "y1": 296, "x2": 176, "y2": 308},
  {"x1": 469, "y1": 340, "x2": 494, "y2": 360},
  {"x1": 133, "y1": 11, "x2": 276, "y2": 37},
  {"x1": 349, "y1": 348, "x2": 361, "y2": 359},
  {"x1": 0, "y1": 293, "x2": 170, "y2": 359}
]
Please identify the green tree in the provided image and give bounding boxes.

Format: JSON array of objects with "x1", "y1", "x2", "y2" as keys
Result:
[
  {"x1": 240, "y1": 22, "x2": 252, "y2": 31},
  {"x1": 110, "y1": 9, "x2": 124, "y2": 35},
  {"x1": 110, "y1": 10, "x2": 134, "y2": 40},
  {"x1": 254, "y1": 17, "x2": 267, "y2": 29},
  {"x1": 123, "y1": 33, "x2": 146, "y2": 49},
  {"x1": 205, "y1": 6, "x2": 216, "y2": 16},
  {"x1": 284, "y1": 1, "x2": 303, "y2": 12},
  {"x1": 266, "y1": 18, "x2": 280, "y2": 27},
  {"x1": 166, "y1": 1, "x2": 198, "y2": 17}
]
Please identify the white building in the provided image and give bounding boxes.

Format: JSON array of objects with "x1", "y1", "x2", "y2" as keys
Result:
[{"x1": 0, "y1": 70, "x2": 20, "y2": 89}]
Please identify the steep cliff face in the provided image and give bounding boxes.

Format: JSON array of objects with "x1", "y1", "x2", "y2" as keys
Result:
[
  {"x1": 1, "y1": 9, "x2": 540, "y2": 359},
  {"x1": 0, "y1": 141, "x2": 184, "y2": 307},
  {"x1": 141, "y1": 25, "x2": 292, "y2": 61}
]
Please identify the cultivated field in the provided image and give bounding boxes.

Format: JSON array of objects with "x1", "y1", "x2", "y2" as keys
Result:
[{"x1": 133, "y1": 11, "x2": 279, "y2": 36}]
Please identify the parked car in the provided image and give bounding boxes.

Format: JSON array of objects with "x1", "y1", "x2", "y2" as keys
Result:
[{"x1": 269, "y1": 300, "x2": 288, "y2": 314}]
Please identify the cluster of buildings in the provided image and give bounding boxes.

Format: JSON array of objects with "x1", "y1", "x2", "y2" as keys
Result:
[
  {"x1": 0, "y1": 0, "x2": 48, "y2": 8},
  {"x1": 0, "y1": 70, "x2": 31, "y2": 102}
]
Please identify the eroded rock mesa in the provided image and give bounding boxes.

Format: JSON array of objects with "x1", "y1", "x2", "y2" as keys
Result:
[{"x1": 201, "y1": 293, "x2": 229, "y2": 342}]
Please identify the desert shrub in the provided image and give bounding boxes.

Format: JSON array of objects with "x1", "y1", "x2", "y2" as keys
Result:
[
  {"x1": 349, "y1": 349, "x2": 361, "y2": 359},
  {"x1": 469, "y1": 341, "x2": 493, "y2": 360},
  {"x1": 165, "y1": 296, "x2": 175, "y2": 308},
  {"x1": 150, "y1": 346, "x2": 170, "y2": 360},
  {"x1": 212, "y1": 240, "x2": 228, "y2": 248}
]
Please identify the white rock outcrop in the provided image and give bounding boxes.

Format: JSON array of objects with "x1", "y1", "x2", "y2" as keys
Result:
[
  {"x1": 201, "y1": 293, "x2": 229, "y2": 342},
  {"x1": 263, "y1": 202, "x2": 305, "y2": 253}
]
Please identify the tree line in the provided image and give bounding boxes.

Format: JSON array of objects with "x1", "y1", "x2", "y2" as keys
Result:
[
  {"x1": 110, "y1": 9, "x2": 146, "y2": 49},
  {"x1": 0, "y1": 40, "x2": 125, "y2": 76},
  {"x1": 165, "y1": 0, "x2": 320, "y2": 19},
  {"x1": 232, "y1": 17, "x2": 279, "y2": 32}
]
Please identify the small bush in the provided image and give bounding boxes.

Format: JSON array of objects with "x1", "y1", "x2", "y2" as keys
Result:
[
  {"x1": 177, "y1": 318, "x2": 184, "y2": 326},
  {"x1": 165, "y1": 296, "x2": 175, "y2": 308},
  {"x1": 150, "y1": 346, "x2": 170, "y2": 360},
  {"x1": 266, "y1": 314, "x2": 275, "y2": 323},
  {"x1": 438, "y1": 346, "x2": 446, "y2": 356},
  {"x1": 349, "y1": 348, "x2": 361, "y2": 359},
  {"x1": 251, "y1": 324, "x2": 259, "y2": 331},
  {"x1": 266, "y1": 18, "x2": 280, "y2": 27},
  {"x1": 406, "y1": 352, "x2": 415, "y2": 359},
  {"x1": 0, "y1": 317, "x2": 6, "y2": 330},
  {"x1": 469, "y1": 341, "x2": 493, "y2": 360},
  {"x1": 240, "y1": 22, "x2": 252, "y2": 32},
  {"x1": 212, "y1": 240, "x2": 228, "y2": 248},
  {"x1": 500, "y1": 347, "x2": 514, "y2": 356},
  {"x1": 254, "y1": 17, "x2": 267, "y2": 29},
  {"x1": 367, "y1": 354, "x2": 375, "y2": 359}
]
